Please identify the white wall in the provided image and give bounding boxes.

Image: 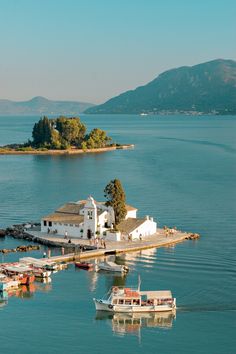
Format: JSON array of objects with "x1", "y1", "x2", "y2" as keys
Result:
[
  {"x1": 41, "y1": 220, "x2": 84, "y2": 238},
  {"x1": 106, "y1": 230, "x2": 121, "y2": 241},
  {"x1": 126, "y1": 210, "x2": 137, "y2": 219},
  {"x1": 130, "y1": 220, "x2": 157, "y2": 240}
]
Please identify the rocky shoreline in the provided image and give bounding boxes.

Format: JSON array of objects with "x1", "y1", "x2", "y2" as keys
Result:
[{"x1": 0, "y1": 223, "x2": 97, "y2": 250}]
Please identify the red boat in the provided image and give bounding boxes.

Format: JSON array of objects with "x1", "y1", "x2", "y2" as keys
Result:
[
  {"x1": 75, "y1": 262, "x2": 94, "y2": 270},
  {"x1": 4, "y1": 268, "x2": 35, "y2": 285}
]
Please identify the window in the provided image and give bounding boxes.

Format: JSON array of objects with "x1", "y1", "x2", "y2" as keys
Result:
[
  {"x1": 112, "y1": 299, "x2": 118, "y2": 305},
  {"x1": 125, "y1": 299, "x2": 132, "y2": 305},
  {"x1": 48, "y1": 221, "x2": 52, "y2": 227},
  {"x1": 133, "y1": 299, "x2": 140, "y2": 306},
  {"x1": 118, "y1": 299, "x2": 124, "y2": 305},
  {"x1": 43, "y1": 220, "x2": 47, "y2": 226},
  {"x1": 69, "y1": 224, "x2": 73, "y2": 227},
  {"x1": 88, "y1": 211, "x2": 93, "y2": 220}
]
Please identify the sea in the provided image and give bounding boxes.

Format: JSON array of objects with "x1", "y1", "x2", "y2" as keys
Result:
[{"x1": 0, "y1": 114, "x2": 235, "y2": 354}]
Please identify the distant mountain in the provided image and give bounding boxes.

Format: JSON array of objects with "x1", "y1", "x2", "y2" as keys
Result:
[
  {"x1": 0, "y1": 96, "x2": 94, "y2": 115},
  {"x1": 85, "y1": 59, "x2": 236, "y2": 115}
]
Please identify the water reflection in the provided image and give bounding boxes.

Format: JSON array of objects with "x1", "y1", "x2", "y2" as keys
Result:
[
  {"x1": 95, "y1": 311, "x2": 176, "y2": 336},
  {"x1": 5, "y1": 278, "x2": 52, "y2": 302},
  {"x1": 0, "y1": 299, "x2": 8, "y2": 308},
  {"x1": 87, "y1": 271, "x2": 99, "y2": 292}
]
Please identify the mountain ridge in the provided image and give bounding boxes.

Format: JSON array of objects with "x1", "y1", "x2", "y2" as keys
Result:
[
  {"x1": 85, "y1": 59, "x2": 236, "y2": 115},
  {"x1": 0, "y1": 96, "x2": 94, "y2": 115}
]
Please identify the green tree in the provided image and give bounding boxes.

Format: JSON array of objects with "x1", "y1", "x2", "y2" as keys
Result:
[
  {"x1": 50, "y1": 129, "x2": 61, "y2": 149},
  {"x1": 86, "y1": 128, "x2": 112, "y2": 149},
  {"x1": 32, "y1": 116, "x2": 53, "y2": 147},
  {"x1": 55, "y1": 116, "x2": 86, "y2": 147},
  {"x1": 31, "y1": 115, "x2": 111, "y2": 150},
  {"x1": 104, "y1": 179, "x2": 127, "y2": 226}
]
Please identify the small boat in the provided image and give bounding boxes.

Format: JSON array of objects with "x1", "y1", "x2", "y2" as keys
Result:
[
  {"x1": 0, "y1": 274, "x2": 20, "y2": 291},
  {"x1": 42, "y1": 262, "x2": 58, "y2": 271},
  {"x1": 3, "y1": 266, "x2": 35, "y2": 285},
  {"x1": 75, "y1": 262, "x2": 94, "y2": 270},
  {"x1": 93, "y1": 281, "x2": 176, "y2": 313},
  {"x1": 32, "y1": 268, "x2": 51, "y2": 278},
  {"x1": 97, "y1": 261, "x2": 128, "y2": 273},
  {"x1": 20, "y1": 257, "x2": 58, "y2": 271},
  {"x1": 12, "y1": 274, "x2": 35, "y2": 285}
]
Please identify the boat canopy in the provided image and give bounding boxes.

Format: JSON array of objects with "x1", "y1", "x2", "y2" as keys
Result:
[
  {"x1": 5, "y1": 266, "x2": 31, "y2": 273},
  {"x1": 139, "y1": 290, "x2": 172, "y2": 299},
  {"x1": 19, "y1": 257, "x2": 56, "y2": 266}
]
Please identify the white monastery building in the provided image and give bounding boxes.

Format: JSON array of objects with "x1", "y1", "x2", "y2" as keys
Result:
[{"x1": 41, "y1": 196, "x2": 157, "y2": 241}]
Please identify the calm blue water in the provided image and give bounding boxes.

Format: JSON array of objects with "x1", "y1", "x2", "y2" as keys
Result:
[{"x1": 0, "y1": 115, "x2": 236, "y2": 354}]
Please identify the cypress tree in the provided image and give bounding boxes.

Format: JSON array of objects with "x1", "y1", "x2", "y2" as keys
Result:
[
  {"x1": 104, "y1": 179, "x2": 127, "y2": 226},
  {"x1": 32, "y1": 116, "x2": 52, "y2": 147}
]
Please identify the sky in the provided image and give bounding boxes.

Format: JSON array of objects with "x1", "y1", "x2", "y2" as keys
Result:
[{"x1": 0, "y1": 0, "x2": 235, "y2": 104}]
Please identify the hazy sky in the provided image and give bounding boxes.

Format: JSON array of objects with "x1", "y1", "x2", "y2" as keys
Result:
[{"x1": 0, "y1": 0, "x2": 235, "y2": 104}]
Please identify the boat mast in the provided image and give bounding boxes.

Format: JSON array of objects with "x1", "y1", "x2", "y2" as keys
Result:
[{"x1": 138, "y1": 274, "x2": 141, "y2": 291}]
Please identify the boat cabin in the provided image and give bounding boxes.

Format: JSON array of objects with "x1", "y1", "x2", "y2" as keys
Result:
[{"x1": 110, "y1": 287, "x2": 174, "y2": 307}]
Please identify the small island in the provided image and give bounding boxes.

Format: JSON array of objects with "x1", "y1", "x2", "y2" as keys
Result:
[{"x1": 0, "y1": 116, "x2": 134, "y2": 155}]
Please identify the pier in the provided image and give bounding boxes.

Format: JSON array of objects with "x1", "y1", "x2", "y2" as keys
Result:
[{"x1": 22, "y1": 228, "x2": 199, "y2": 263}]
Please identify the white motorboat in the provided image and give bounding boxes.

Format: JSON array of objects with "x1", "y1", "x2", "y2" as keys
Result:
[
  {"x1": 32, "y1": 268, "x2": 51, "y2": 278},
  {"x1": 94, "y1": 284, "x2": 176, "y2": 313},
  {"x1": 96, "y1": 261, "x2": 128, "y2": 273}
]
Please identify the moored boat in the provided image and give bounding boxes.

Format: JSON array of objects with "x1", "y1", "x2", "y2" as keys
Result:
[
  {"x1": 94, "y1": 285, "x2": 176, "y2": 313},
  {"x1": 97, "y1": 261, "x2": 128, "y2": 273},
  {"x1": 75, "y1": 262, "x2": 94, "y2": 270},
  {"x1": 19, "y1": 257, "x2": 58, "y2": 271},
  {"x1": 3, "y1": 266, "x2": 35, "y2": 285},
  {"x1": 32, "y1": 268, "x2": 51, "y2": 278},
  {"x1": 0, "y1": 274, "x2": 20, "y2": 291}
]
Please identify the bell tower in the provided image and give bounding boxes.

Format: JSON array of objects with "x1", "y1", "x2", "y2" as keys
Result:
[{"x1": 83, "y1": 196, "x2": 97, "y2": 239}]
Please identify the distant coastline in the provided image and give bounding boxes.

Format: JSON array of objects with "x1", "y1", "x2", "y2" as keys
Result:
[{"x1": 0, "y1": 144, "x2": 134, "y2": 155}]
